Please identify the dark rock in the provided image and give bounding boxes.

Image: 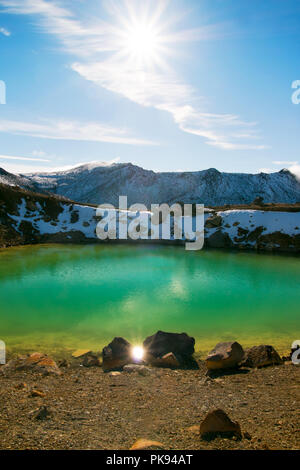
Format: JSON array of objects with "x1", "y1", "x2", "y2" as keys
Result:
[
  {"x1": 242, "y1": 345, "x2": 282, "y2": 368},
  {"x1": 34, "y1": 406, "x2": 52, "y2": 421},
  {"x1": 82, "y1": 353, "x2": 101, "y2": 367},
  {"x1": 143, "y1": 331, "x2": 195, "y2": 363},
  {"x1": 253, "y1": 196, "x2": 264, "y2": 206},
  {"x1": 147, "y1": 352, "x2": 181, "y2": 368},
  {"x1": 58, "y1": 359, "x2": 70, "y2": 368},
  {"x1": 206, "y1": 341, "x2": 244, "y2": 370},
  {"x1": 207, "y1": 230, "x2": 233, "y2": 248},
  {"x1": 102, "y1": 337, "x2": 132, "y2": 372},
  {"x1": 123, "y1": 364, "x2": 153, "y2": 375},
  {"x1": 15, "y1": 382, "x2": 27, "y2": 390},
  {"x1": 2, "y1": 352, "x2": 61, "y2": 376},
  {"x1": 70, "y1": 210, "x2": 79, "y2": 223},
  {"x1": 200, "y1": 409, "x2": 242, "y2": 439},
  {"x1": 205, "y1": 215, "x2": 223, "y2": 228}
]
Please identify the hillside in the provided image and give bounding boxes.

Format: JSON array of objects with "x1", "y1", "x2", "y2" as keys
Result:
[
  {"x1": 1, "y1": 183, "x2": 300, "y2": 252},
  {"x1": 2, "y1": 163, "x2": 300, "y2": 207},
  {"x1": 0, "y1": 184, "x2": 98, "y2": 248},
  {"x1": 0, "y1": 167, "x2": 41, "y2": 193}
]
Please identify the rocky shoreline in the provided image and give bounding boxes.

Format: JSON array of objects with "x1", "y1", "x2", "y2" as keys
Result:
[
  {"x1": 1, "y1": 183, "x2": 300, "y2": 253},
  {"x1": 1, "y1": 332, "x2": 299, "y2": 450}
]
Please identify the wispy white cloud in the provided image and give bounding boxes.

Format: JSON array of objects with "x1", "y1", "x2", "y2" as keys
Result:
[
  {"x1": 272, "y1": 160, "x2": 298, "y2": 166},
  {"x1": 259, "y1": 162, "x2": 300, "y2": 179},
  {"x1": 32, "y1": 149, "x2": 47, "y2": 157},
  {"x1": 0, "y1": 26, "x2": 10, "y2": 36},
  {"x1": 73, "y1": 60, "x2": 268, "y2": 150},
  {"x1": 0, "y1": 154, "x2": 50, "y2": 161},
  {"x1": 2, "y1": 157, "x2": 121, "y2": 174},
  {"x1": 0, "y1": 0, "x2": 268, "y2": 150},
  {"x1": 0, "y1": 118, "x2": 156, "y2": 145}
]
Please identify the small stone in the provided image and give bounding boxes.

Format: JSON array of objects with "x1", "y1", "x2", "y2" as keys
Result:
[
  {"x1": 82, "y1": 354, "x2": 101, "y2": 367},
  {"x1": 186, "y1": 425, "x2": 200, "y2": 434},
  {"x1": 201, "y1": 376, "x2": 214, "y2": 385},
  {"x1": 58, "y1": 359, "x2": 70, "y2": 368},
  {"x1": 30, "y1": 389, "x2": 46, "y2": 398},
  {"x1": 72, "y1": 349, "x2": 92, "y2": 358},
  {"x1": 130, "y1": 439, "x2": 165, "y2": 450},
  {"x1": 214, "y1": 378, "x2": 224, "y2": 384},
  {"x1": 206, "y1": 341, "x2": 244, "y2": 370},
  {"x1": 108, "y1": 371, "x2": 121, "y2": 377},
  {"x1": 14, "y1": 382, "x2": 27, "y2": 390},
  {"x1": 34, "y1": 406, "x2": 52, "y2": 421},
  {"x1": 200, "y1": 409, "x2": 242, "y2": 439},
  {"x1": 34, "y1": 356, "x2": 62, "y2": 376},
  {"x1": 147, "y1": 352, "x2": 181, "y2": 369},
  {"x1": 123, "y1": 364, "x2": 153, "y2": 375},
  {"x1": 242, "y1": 345, "x2": 282, "y2": 368},
  {"x1": 3, "y1": 353, "x2": 61, "y2": 376}
]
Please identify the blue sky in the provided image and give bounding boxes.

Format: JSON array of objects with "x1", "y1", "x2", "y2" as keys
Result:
[{"x1": 0, "y1": 0, "x2": 299, "y2": 174}]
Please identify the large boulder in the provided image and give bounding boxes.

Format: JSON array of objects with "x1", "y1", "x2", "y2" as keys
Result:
[
  {"x1": 200, "y1": 409, "x2": 241, "y2": 439},
  {"x1": 143, "y1": 331, "x2": 195, "y2": 365},
  {"x1": 1, "y1": 352, "x2": 61, "y2": 376},
  {"x1": 207, "y1": 230, "x2": 233, "y2": 248},
  {"x1": 102, "y1": 337, "x2": 132, "y2": 372},
  {"x1": 206, "y1": 341, "x2": 244, "y2": 370},
  {"x1": 242, "y1": 345, "x2": 282, "y2": 368}
]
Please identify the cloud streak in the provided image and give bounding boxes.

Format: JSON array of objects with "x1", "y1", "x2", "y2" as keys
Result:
[
  {"x1": 0, "y1": 26, "x2": 10, "y2": 36},
  {"x1": 0, "y1": 0, "x2": 268, "y2": 150},
  {"x1": 0, "y1": 154, "x2": 49, "y2": 161},
  {"x1": 272, "y1": 160, "x2": 298, "y2": 166},
  {"x1": 0, "y1": 118, "x2": 156, "y2": 145}
]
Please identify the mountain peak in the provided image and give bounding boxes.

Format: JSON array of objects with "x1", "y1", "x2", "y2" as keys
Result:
[{"x1": 2, "y1": 164, "x2": 300, "y2": 207}]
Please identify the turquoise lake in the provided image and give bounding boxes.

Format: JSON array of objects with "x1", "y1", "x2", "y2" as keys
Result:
[{"x1": 0, "y1": 244, "x2": 299, "y2": 356}]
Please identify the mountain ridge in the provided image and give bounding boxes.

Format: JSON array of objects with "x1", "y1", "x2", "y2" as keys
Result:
[{"x1": 0, "y1": 162, "x2": 300, "y2": 207}]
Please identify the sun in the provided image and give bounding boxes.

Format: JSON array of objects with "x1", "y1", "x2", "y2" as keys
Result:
[
  {"x1": 132, "y1": 345, "x2": 144, "y2": 362},
  {"x1": 124, "y1": 23, "x2": 161, "y2": 65},
  {"x1": 110, "y1": 1, "x2": 171, "y2": 69}
]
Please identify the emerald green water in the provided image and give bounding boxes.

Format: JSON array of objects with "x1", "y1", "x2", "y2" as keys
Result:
[{"x1": 0, "y1": 244, "x2": 299, "y2": 356}]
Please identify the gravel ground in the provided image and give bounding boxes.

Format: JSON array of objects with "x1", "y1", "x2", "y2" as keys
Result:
[{"x1": 0, "y1": 361, "x2": 299, "y2": 450}]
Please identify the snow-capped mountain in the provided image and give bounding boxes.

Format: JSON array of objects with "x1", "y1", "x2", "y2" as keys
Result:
[
  {"x1": 0, "y1": 167, "x2": 41, "y2": 193},
  {"x1": 1, "y1": 162, "x2": 300, "y2": 207}
]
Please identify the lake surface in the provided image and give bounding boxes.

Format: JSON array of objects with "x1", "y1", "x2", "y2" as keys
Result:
[{"x1": 0, "y1": 244, "x2": 299, "y2": 356}]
